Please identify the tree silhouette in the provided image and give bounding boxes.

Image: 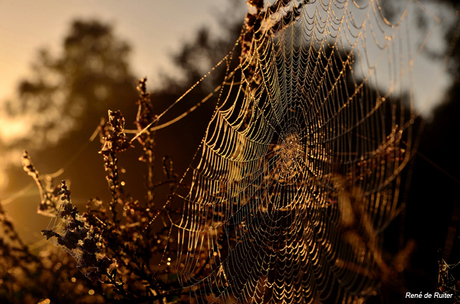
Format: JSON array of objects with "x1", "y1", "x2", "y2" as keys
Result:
[
  {"x1": 3, "y1": 19, "x2": 138, "y2": 208},
  {"x1": 0, "y1": 13, "x2": 244, "y2": 304},
  {"x1": 6, "y1": 19, "x2": 137, "y2": 150},
  {"x1": 399, "y1": 0, "x2": 460, "y2": 299}
]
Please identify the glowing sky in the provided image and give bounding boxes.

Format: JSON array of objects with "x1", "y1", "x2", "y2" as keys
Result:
[
  {"x1": 0, "y1": 0, "x2": 454, "y2": 121},
  {"x1": 0, "y1": 0, "x2": 245, "y2": 191},
  {"x1": 0, "y1": 0, "x2": 245, "y2": 103}
]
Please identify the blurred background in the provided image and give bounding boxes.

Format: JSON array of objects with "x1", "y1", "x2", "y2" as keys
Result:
[
  {"x1": 0, "y1": 0, "x2": 246, "y2": 244},
  {"x1": 0, "y1": 0, "x2": 459, "y2": 302}
]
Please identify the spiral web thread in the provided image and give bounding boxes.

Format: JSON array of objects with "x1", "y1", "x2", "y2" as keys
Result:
[{"x1": 160, "y1": 0, "x2": 434, "y2": 303}]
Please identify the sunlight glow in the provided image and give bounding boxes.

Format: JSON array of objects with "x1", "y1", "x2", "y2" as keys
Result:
[{"x1": 0, "y1": 116, "x2": 32, "y2": 145}]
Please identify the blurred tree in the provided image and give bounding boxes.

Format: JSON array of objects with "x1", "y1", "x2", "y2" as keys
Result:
[
  {"x1": 3, "y1": 19, "x2": 139, "y2": 208},
  {"x1": 0, "y1": 9, "x2": 246, "y2": 303},
  {"x1": 5, "y1": 19, "x2": 137, "y2": 149},
  {"x1": 159, "y1": 0, "x2": 244, "y2": 92},
  {"x1": 398, "y1": 0, "x2": 460, "y2": 297}
]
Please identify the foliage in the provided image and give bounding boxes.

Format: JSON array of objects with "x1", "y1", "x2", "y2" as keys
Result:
[
  {"x1": 0, "y1": 194, "x2": 107, "y2": 304},
  {"x1": 1, "y1": 19, "x2": 139, "y2": 210},
  {"x1": 0, "y1": 12, "x2": 245, "y2": 303},
  {"x1": 5, "y1": 20, "x2": 137, "y2": 150},
  {"x1": 17, "y1": 79, "x2": 198, "y2": 303}
]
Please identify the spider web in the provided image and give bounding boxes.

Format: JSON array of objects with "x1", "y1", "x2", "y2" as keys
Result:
[{"x1": 162, "y1": 0, "x2": 433, "y2": 302}]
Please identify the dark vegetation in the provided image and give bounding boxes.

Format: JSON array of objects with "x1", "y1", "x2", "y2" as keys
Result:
[
  {"x1": 0, "y1": 9, "x2": 243, "y2": 304},
  {"x1": 402, "y1": 0, "x2": 460, "y2": 301},
  {"x1": 0, "y1": 0, "x2": 460, "y2": 303}
]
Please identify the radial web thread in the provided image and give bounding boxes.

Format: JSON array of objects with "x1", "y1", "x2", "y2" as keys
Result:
[{"x1": 159, "y1": 0, "x2": 434, "y2": 303}]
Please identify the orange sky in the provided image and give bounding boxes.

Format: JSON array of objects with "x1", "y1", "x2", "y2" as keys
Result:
[
  {"x1": 0, "y1": 0, "x2": 454, "y2": 124},
  {"x1": 0, "y1": 0, "x2": 245, "y2": 102},
  {"x1": 0, "y1": 0, "x2": 245, "y2": 192}
]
